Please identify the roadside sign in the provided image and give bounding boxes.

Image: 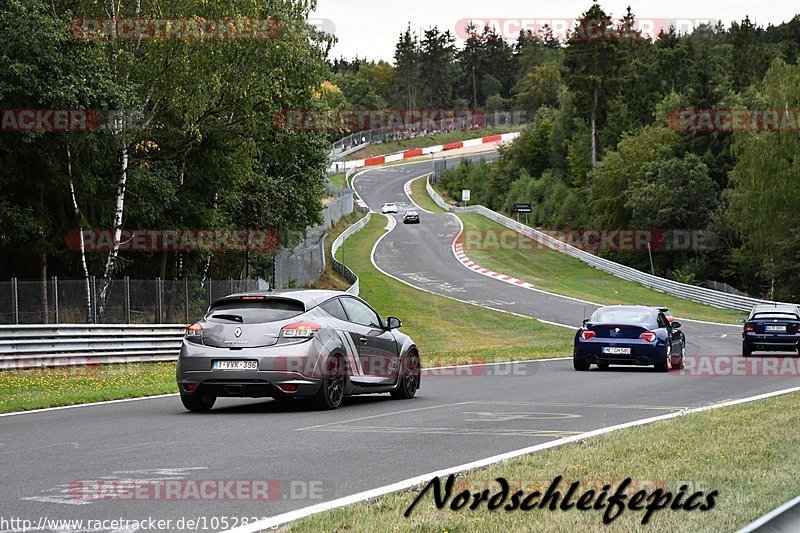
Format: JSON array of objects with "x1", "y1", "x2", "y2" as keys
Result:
[
  {"x1": 462, "y1": 190, "x2": 471, "y2": 202},
  {"x1": 513, "y1": 203, "x2": 532, "y2": 214}
]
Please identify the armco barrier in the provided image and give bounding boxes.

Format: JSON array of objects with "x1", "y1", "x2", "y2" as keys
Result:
[
  {"x1": 0, "y1": 324, "x2": 185, "y2": 368},
  {"x1": 331, "y1": 211, "x2": 373, "y2": 296},
  {"x1": 426, "y1": 177, "x2": 792, "y2": 313}
]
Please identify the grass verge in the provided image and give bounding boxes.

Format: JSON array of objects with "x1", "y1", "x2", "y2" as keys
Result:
[
  {"x1": 289, "y1": 391, "x2": 800, "y2": 532},
  {"x1": 335, "y1": 215, "x2": 574, "y2": 366},
  {"x1": 409, "y1": 176, "x2": 445, "y2": 213},
  {"x1": 458, "y1": 213, "x2": 745, "y2": 324},
  {"x1": 328, "y1": 172, "x2": 347, "y2": 190},
  {"x1": 346, "y1": 127, "x2": 517, "y2": 161},
  {"x1": 0, "y1": 362, "x2": 176, "y2": 414}
]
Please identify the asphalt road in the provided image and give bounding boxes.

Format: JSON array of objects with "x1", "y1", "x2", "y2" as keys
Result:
[{"x1": 1, "y1": 153, "x2": 798, "y2": 533}]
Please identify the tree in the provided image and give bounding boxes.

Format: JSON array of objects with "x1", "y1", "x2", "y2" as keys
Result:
[{"x1": 563, "y1": 3, "x2": 624, "y2": 167}]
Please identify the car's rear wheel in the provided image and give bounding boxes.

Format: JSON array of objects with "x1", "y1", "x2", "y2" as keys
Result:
[
  {"x1": 573, "y1": 359, "x2": 590, "y2": 371},
  {"x1": 181, "y1": 393, "x2": 216, "y2": 413},
  {"x1": 742, "y1": 342, "x2": 752, "y2": 357},
  {"x1": 312, "y1": 355, "x2": 345, "y2": 410},
  {"x1": 391, "y1": 352, "x2": 420, "y2": 399},
  {"x1": 655, "y1": 345, "x2": 673, "y2": 373},
  {"x1": 678, "y1": 343, "x2": 686, "y2": 370}
]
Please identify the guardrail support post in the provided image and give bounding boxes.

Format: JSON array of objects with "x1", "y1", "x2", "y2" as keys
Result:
[
  {"x1": 53, "y1": 276, "x2": 59, "y2": 324},
  {"x1": 11, "y1": 278, "x2": 19, "y2": 324},
  {"x1": 124, "y1": 276, "x2": 131, "y2": 324},
  {"x1": 206, "y1": 278, "x2": 211, "y2": 309},
  {"x1": 156, "y1": 277, "x2": 163, "y2": 325}
]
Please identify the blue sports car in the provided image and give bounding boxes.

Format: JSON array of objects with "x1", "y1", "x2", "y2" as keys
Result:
[{"x1": 573, "y1": 306, "x2": 686, "y2": 372}]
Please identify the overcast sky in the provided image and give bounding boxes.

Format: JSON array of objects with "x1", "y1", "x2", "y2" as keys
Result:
[{"x1": 311, "y1": 0, "x2": 799, "y2": 62}]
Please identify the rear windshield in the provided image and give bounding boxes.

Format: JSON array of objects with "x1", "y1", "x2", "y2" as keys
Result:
[
  {"x1": 207, "y1": 298, "x2": 305, "y2": 324},
  {"x1": 592, "y1": 309, "x2": 652, "y2": 324}
]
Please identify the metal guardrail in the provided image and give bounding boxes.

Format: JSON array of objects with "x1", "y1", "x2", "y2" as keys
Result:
[
  {"x1": 331, "y1": 211, "x2": 372, "y2": 296},
  {"x1": 426, "y1": 177, "x2": 793, "y2": 313},
  {"x1": 0, "y1": 324, "x2": 185, "y2": 368}
]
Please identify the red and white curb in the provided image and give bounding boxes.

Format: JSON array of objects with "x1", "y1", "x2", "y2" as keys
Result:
[
  {"x1": 356, "y1": 198, "x2": 368, "y2": 209},
  {"x1": 403, "y1": 181, "x2": 413, "y2": 198},
  {"x1": 453, "y1": 242, "x2": 535, "y2": 289},
  {"x1": 329, "y1": 131, "x2": 520, "y2": 172},
  {"x1": 383, "y1": 214, "x2": 397, "y2": 231}
]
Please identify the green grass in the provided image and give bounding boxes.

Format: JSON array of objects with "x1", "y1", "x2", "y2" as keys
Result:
[
  {"x1": 346, "y1": 127, "x2": 517, "y2": 161},
  {"x1": 335, "y1": 215, "x2": 574, "y2": 365},
  {"x1": 289, "y1": 391, "x2": 800, "y2": 532},
  {"x1": 458, "y1": 213, "x2": 745, "y2": 324},
  {"x1": 0, "y1": 362, "x2": 176, "y2": 414},
  {"x1": 329, "y1": 172, "x2": 348, "y2": 190},
  {"x1": 409, "y1": 176, "x2": 445, "y2": 213}
]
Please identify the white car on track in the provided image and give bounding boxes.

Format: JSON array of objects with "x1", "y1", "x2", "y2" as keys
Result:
[{"x1": 381, "y1": 203, "x2": 398, "y2": 214}]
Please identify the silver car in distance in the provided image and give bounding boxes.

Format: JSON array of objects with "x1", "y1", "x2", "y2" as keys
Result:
[{"x1": 177, "y1": 290, "x2": 421, "y2": 412}]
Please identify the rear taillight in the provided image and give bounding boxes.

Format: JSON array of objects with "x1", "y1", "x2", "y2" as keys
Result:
[
  {"x1": 639, "y1": 332, "x2": 657, "y2": 342},
  {"x1": 281, "y1": 322, "x2": 321, "y2": 339},
  {"x1": 582, "y1": 330, "x2": 597, "y2": 340},
  {"x1": 186, "y1": 323, "x2": 203, "y2": 337},
  {"x1": 745, "y1": 323, "x2": 754, "y2": 332}
]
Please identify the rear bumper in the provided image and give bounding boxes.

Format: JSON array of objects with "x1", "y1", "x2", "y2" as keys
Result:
[
  {"x1": 743, "y1": 334, "x2": 800, "y2": 351},
  {"x1": 177, "y1": 340, "x2": 325, "y2": 398},
  {"x1": 574, "y1": 341, "x2": 665, "y2": 366}
]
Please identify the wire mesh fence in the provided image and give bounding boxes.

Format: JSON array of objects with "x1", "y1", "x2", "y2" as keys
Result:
[{"x1": 0, "y1": 277, "x2": 266, "y2": 325}]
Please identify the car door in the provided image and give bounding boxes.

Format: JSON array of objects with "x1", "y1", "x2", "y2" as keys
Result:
[{"x1": 340, "y1": 297, "x2": 400, "y2": 385}]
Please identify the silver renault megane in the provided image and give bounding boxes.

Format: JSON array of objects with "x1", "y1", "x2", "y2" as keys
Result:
[{"x1": 177, "y1": 290, "x2": 421, "y2": 412}]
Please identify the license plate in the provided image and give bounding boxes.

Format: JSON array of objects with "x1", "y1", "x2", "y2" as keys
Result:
[
  {"x1": 213, "y1": 360, "x2": 258, "y2": 371},
  {"x1": 603, "y1": 347, "x2": 632, "y2": 355},
  {"x1": 765, "y1": 326, "x2": 787, "y2": 332}
]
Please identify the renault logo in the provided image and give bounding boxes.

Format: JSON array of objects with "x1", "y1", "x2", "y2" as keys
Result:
[{"x1": 234, "y1": 327, "x2": 242, "y2": 338}]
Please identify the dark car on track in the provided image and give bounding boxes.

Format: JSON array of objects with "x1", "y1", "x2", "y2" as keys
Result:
[
  {"x1": 177, "y1": 290, "x2": 421, "y2": 412},
  {"x1": 403, "y1": 211, "x2": 420, "y2": 224},
  {"x1": 742, "y1": 304, "x2": 800, "y2": 356},
  {"x1": 574, "y1": 306, "x2": 686, "y2": 372}
]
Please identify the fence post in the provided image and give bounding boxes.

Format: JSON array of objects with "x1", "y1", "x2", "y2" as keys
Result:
[
  {"x1": 229, "y1": 278, "x2": 234, "y2": 296},
  {"x1": 11, "y1": 277, "x2": 19, "y2": 325},
  {"x1": 206, "y1": 278, "x2": 211, "y2": 310},
  {"x1": 184, "y1": 278, "x2": 190, "y2": 324},
  {"x1": 52, "y1": 276, "x2": 59, "y2": 324},
  {"x1": 124, "y1": 276, "x2": 131, "y2": 324},
  {"x1": 156, "y1": 277, "x2": 163, "y2": 325},
  {"x1": 90, "y1": 276, "x2": 97, "y2": 324}
]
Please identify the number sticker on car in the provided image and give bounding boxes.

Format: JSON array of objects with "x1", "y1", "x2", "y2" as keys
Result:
[{"x1": 213, "y1": 360, "x2": 258, "y2": 371}]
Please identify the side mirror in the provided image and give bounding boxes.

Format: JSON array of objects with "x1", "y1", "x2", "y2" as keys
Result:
[
  {"x1": 738, "y1": 318, "x2": 746, "y2": 324},
  {"x1": 671, "y1": 322, "x2": 682, "y2": 329},
  {"x1": 386, "y1": 317, "x2": 402, "y2": 330}
]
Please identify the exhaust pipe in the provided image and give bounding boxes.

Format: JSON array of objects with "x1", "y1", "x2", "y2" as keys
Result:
[{"x1": 226, "y1": 385, "x2": 244, "y2": 394}]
